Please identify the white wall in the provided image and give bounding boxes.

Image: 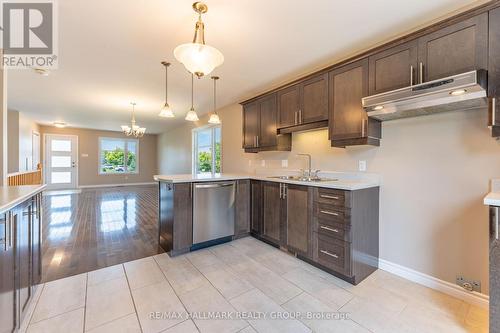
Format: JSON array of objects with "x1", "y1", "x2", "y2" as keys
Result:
[
  {"x1": 157, "y1": 104, "x2": 499, "y2": 295},
  {"x1": 18, "y1": 112, "x2": 40, "y2": 172}
]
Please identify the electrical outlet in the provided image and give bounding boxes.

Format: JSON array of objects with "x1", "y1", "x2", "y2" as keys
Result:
[
  {"x1": 261, "y1": 160, "x2": 266, "y2": 167},
  {"x1": 358, "y1": 160, "x2": 367, "y2": 172},
  {"x1": 282, "y1": 160, "x2": 288, "y2": 168},
  {"x1": 456, "y1": 276, "x2": 481, "y2": 293}
]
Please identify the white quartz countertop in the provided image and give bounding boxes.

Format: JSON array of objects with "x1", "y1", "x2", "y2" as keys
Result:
[
  {"x1": 484, "y1": 179, "x2": 500, "y2": 206},
  {"x1": 154, "y1": 172, "x2": 380, "y2": 191},
  {"x1": 0, "y1": 184, "x2": 46, "y2": 214}
]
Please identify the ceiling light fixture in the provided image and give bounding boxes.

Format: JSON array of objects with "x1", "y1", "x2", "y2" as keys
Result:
[
  {"x1": 33, "y1": 68, "x2": 50, "y2": 76},
  {"x1": 185, "y1": 74, "x2": 199, "y2": 121},
  {"x1": 121, "y1": 102, "x2": 146, "y2": 137},
  {"x1": 159, "y1": 61, "x2": 175, "y2": 118},
  {"x1": 373, "y1": 105, "x2": 384, "y2": 111},
  {"x1": 174, "y1": 2, "x2": 224, "y2": 78},
  {"x1": 208, "y1": 76, "x2": 221, "y2": 124},
  {"x1": 450, "y1": 89, "x2": 467, "y2": 96},
  {"x1": 53, "y1": 121, "x2": 66, "y2": 128}
]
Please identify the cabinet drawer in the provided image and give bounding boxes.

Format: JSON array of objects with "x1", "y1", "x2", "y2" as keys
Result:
[
  {"x1": 315, "y1": 232, "x2": 351, "y2": 277},
  {"x1": 315, "y1": 203, "x2": 348, "y2": 224},
  {"x1": 315, "y1": 188, "x2": 345, "y2": 207},
  {"x1": 316, "y1": 220, "x2": 351, "y2": 242}
]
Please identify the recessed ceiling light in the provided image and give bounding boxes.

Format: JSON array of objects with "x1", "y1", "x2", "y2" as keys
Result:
[
  {"x1": 54, "y1": 121, "x2": 66, "y2": 128},
  {"x1": 450, "y1": 89, "x2": 466, "y2": 96},
  {"x1": 373, "y1": 105, "x2": 384, "y2": 111},
  {"x1": 33, "y1": 68, "x2": 50, "y2": 76}
]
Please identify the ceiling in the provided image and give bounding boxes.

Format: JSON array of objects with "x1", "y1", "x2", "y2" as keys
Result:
[{"x1": 8, "y1": 0, "x2": 484, "y2": 134}]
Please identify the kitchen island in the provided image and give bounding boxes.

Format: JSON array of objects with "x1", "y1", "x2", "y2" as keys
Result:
[
  {"x1": 1, "y1": 184, "x2": 45, "y2": 333},
  {"x1": 155, "y1": 172, "x2": 380, "y2": 285}
]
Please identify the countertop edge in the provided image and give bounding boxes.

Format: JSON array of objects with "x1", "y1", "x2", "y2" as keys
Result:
[
  {"x1": 154, "y1": 175, "x2": 380, "y2": 191},
  {"x1": 0, "y1": 184, "x2": 47, "y2": 214}
]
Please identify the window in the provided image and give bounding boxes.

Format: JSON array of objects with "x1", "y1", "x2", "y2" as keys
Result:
[
  {"x1": 192, "y1": 125, "x2": 221, "y2": 176},
  {"x1": 99, "y1": 137, "x2": 138, "y2": 174}
]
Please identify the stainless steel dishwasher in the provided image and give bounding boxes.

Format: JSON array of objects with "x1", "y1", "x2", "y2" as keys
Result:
[{"x1": 192, "y1": 181, "x2": 235, "y2": 248}]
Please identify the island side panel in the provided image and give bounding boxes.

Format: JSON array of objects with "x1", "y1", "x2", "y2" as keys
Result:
[{"x1": 172, "y1": 183, "x2": 193, "y2": 254}]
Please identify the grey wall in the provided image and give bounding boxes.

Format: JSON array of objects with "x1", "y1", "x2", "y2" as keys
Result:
[{"x1": 157, "y1": 104, "x2": 500, "y2": 295}]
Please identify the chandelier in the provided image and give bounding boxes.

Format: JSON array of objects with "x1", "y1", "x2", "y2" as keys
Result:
[
  {"x1": 121, "y1": 102, "x2": 146, "y2": 138},
  {"x1": 174, "y1": 2, "x2": 224, "y2": 78}
]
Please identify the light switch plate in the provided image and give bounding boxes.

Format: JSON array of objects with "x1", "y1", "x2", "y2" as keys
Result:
[
  {"x1": 282, "y1": 160, "x2": 288, "y2": 168},
  {"x1": 81, "y1": 153, "x2": 89, "y2": 157},
  {"x1": 261, "y1": 160, "x2": 266, "y2": 167},
  {"x1": 359, "y1": 160, "x2": 367, "y2": 172}
]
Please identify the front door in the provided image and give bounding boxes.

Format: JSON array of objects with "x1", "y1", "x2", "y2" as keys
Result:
[{"x1": 45, "y1": 135, "x2": 78, "y2": 190}]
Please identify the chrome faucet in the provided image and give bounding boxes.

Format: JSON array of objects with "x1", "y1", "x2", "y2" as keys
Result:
[{"x1": 297, "y1": 154, "x2": 312, "y2": 178}]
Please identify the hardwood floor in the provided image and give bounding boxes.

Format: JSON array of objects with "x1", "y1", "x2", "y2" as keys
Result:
[{"x1": 41, "y1": 185, "x2": 163, "y2": 283}]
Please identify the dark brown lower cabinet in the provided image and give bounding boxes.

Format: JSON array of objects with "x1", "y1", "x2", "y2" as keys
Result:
[
  {"x1": 158, "y1": 182, "x2": 193, "y2": 255},
  {"x1": 235, "y1": 180, "x2": 250, "y2": 238},
  {"x1": 250, "y1": 180, "x2": 262, "y2": 236},
  {"x1": 0, "y1": 192, "x2": 42, "y2": 333},
  {"x1": 0, "y1": 212, "x2": 16, "y2": 333},
  {"x1": 285, "y1": 184, "x2": 312, "y2": 258},
  {"x1": 261, "y1": 182, "x2": 283, "y2": 246},
  {"x1": 490, "y1": 206, "x2": 500, "y2": 333}
]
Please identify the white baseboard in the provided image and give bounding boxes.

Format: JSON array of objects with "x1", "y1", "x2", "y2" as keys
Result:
[
  {"x1": 378, "y1": 259, "x2": 489, "y2": 309},
  {"x1": 79, "y1": 182, "x2": 156, "y2": 189}
]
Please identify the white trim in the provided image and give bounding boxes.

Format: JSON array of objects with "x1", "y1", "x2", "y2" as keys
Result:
[
  {"x1": 98, "y1": 137, "x2": 139, "y2": 175},
  {"x1": 378, "y1": 258, "x2": 489, "y2": 309},
  {"x1": 79, "y1": 182, "x2": 156, "y2": 189}
]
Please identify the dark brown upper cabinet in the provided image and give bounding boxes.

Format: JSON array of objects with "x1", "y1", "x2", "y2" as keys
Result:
[
  {"x1": 417, "y1": 13, "x2": 487, "y2": 83},
  {"x1": 489, "y1": 7, "x2": 500, "y2": 136},
  {"x1": 368, "y1": 40, "x2": 418, "y2": 95},
  {"x1": 329, "y1": 59, "x2": 381, "y2": 147},
  {"x1": 277, "y1": 85, "x2": 300, "y2": 129},
  {"x1": 277, "y1": 73, "x2": 329, "y2": 134},
  {"x1": 242, "y1": 93, "x2": 291, "y2": 153}
]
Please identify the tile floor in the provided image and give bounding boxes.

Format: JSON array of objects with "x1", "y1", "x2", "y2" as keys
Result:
[{"x1": 21, "y1": 237, "x2": 488, "y2": 333}]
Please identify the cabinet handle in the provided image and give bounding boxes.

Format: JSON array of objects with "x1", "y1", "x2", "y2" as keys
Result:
[
  {"x1": 419, "y1": 62, "x2": 424, "y2": 84},
  {"x1": 361, "y1": 119, "x2": 366, "y2": 137},
  {"x1": 279, "y1": 183, "x2": 282, "y2": 199},
  {"x1": 492, "y1": 98, "x2": 497, "y2": 127},
  {"x1": 320, "y1": 225, "x2": 339, "y2": 233},
  {"x1": 294, "y1": 111, "x2": 298, "y2": 125},
  {"x1": 0, "y1": 216, "x2": 6, "y2": 251},
  {"x1": 410, "y1": 65, "x2": 414, "y2": 86},
  {"x1": 320, "y1": 194, "x2": 339, "y2": 200},
  {"x1": 282, "y1": 184, "x2": 287, "y2": 199},
  {"x1": 320, "y1": 250, "x2": 339, "y2": 259},
  {"x1": 299, "y1": 109, "x2": 302, "y2": 124},
  {"x1": 320, "y1": 210, "x2": 339, "y2": 216},
  {"x1": 256, "y1": 136, "x2": 259, "y2": 147},
  {"x1": 496, "y1": 207, "x2": 499, "y2": 240}
]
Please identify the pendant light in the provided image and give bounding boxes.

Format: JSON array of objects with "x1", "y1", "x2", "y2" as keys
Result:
[
  {"x1": 159, "y1": 61, "x2": 175, "y2": 118},
  {"x1": 121, "y1": 102, "x2": 146, "y2": 138},
  {"x1": 185, "y1": 74, "x2": 199, "y2": 121},
  {"x1": 174, "y1": 2, "x2": 224, "y2": 78},
  {"x1": 208, "y1": 76, "x2": 221, "y2": 124}
]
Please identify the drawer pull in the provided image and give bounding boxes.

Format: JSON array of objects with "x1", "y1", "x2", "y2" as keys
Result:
[
  {"x1": 320, "y1": 226, "x2": 339, "y2": 233},
  {"x1": 320, "y1": 194, "x2": 339, "y2": 200},
  {"x1": 320, "y1": 210, "x2": 339, "y2": 216},
  {"x1": 320, "y1": 250, "x2": 339, "y2": 259}
]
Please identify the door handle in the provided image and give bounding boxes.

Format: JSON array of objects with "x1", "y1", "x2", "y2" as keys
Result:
[
  {"x1": 194, "y1": 182, "x2": 235, "y2": 189},
  {"x1": 419, "y1": 62, "x2": 424, "y2": 84},
  {"x1": 320, "y1": 250, "x2": 339, "y2": 259}
]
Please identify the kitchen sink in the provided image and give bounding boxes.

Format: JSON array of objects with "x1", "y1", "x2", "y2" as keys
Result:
[{"x1": 268, "y1": 176, "x2": 338, "y2": 182}]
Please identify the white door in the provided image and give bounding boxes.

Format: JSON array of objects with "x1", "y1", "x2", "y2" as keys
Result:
[
  {"x1": 32, "y1": 131, "x2": 40, "y2": 169},
  {"x1": 45, "y1": 134, "x2": 78, "y2": 189}
]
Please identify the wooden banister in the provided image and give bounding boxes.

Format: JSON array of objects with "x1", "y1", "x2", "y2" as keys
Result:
[{"x1": 7, "y1": 164, "x2": 43, "y2": 186}]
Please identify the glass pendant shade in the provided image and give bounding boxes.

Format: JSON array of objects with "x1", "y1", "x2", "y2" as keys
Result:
[
  {"x1": 208, "y1": 113, "x2": 220, "y2": 124},
  {"x1": 159, "y1": 102, "x2": 175, "y2": 118},
  {"x1": 185, "y1": 107, "x2": 199, "y2": 121},
  {"x1": 174, "y1": 43, "x2": 224, "y2": 78}
]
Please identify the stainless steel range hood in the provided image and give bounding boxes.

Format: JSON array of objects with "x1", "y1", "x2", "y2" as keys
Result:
[{"x1": 363, "y1": 70, "x2": 488, "y2": 121}]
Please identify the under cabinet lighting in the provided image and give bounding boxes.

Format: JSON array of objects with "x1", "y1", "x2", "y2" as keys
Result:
[{"x1": 450, "y1": 89, "x2": 467, "y2": 96}]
